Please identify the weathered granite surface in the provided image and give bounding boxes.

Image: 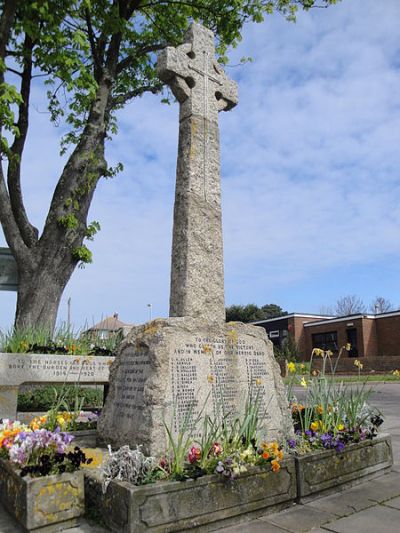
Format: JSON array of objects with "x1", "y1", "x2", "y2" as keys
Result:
[
  {"x1": 157, "y1": 23, "x2": 237, "y2": 323},
  {"x1": 97, "y1": 318, "x2": 292, "y2": 454},
  {"x1": 0, "y1": 353, "x2": 113, "y2": 420},
  {"x1": 295, "y1": 433, "x2": 393, "y2": 500},
  {"x1": 0, "y1": 458, "x2": 84, "y2": 531},
  {"x1": 84, "y1": 458, "x2": 296, "y2": 533}
]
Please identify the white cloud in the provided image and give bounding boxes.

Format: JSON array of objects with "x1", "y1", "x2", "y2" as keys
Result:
[{"x1": 1, "y1": 0, "x2": 400, "y2": 329}]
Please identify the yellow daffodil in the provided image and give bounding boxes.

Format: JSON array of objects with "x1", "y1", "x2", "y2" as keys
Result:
[
  {"x1": 393, "y1": 370, "x2": 400, "y2": 377},
  {"x1": 310, "y1": 421, "x2": 319, "y2": 432},
  {"x1": 316, "y1": 405, "x2": 323, "y2": 415},
  {"x1": 354, "y1": 359, "x2": 363, "y2": 369},
  {"x1": 312, "y1": 348, "x2": 324, "y2": 357},
  {"x1": 345, "y1": 343, "x2": 351, "y2": 351},
  {"x1": 300, "y1": 377, "x2": 308, "y2": 388},
  {"x1": 287, "y1": 362, "x2": 296, "y2": 374}
]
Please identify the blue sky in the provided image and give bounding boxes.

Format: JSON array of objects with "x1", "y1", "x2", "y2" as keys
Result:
[{"x1": 1, "y1": 0, "x2": 400, "y2": 329}]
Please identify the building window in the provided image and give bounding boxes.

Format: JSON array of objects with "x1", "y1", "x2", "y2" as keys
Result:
[
  {"x1": 312, "y1": 331, "x2": 338, "y2": 353},
  {"x1": 269, "y1": 331, "x2": 280, "y2": 339}
]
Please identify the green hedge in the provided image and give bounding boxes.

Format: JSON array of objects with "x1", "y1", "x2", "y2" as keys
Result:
[{"x1": 17, "y1": 385, "x2": 104, "y2": 412}]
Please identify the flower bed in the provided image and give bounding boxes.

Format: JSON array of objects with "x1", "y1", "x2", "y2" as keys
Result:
[
  {"x1": 295, "y1": 432, "x2": 393, "y2": 500},
  {"x1": 84, "y1": 457, "x2": 297, "y2": 532},
  {"x1": 0, "y1": 457, "x2": 84, "y2": 532},
  {"x1": 0, "y1": 420, "x2": 92, "y2": 531}
]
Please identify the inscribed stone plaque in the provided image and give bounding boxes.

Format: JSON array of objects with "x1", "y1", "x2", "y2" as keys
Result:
[
  {"x1": 98, "y1": 318, "x2": 291, "y2": 454},
  {"x1": 0, "y1": 353, "x2": 114, "y2": 419}
]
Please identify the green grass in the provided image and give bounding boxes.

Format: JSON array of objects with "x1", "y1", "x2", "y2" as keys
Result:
[{"x1": 284, "y1": 374, "x2": 400, "y2": 385}]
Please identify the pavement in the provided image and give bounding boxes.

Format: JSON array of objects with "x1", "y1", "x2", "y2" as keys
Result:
[{"x1": 1, "y1": 382, "x2": 400, "y2": 532}]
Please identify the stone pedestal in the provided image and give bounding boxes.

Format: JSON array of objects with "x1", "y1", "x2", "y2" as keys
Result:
[{"x1": 97, "y1": 318, "x2": 291, "y2": 454}]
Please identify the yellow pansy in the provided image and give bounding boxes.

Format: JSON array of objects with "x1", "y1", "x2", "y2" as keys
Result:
[
  {"x1": 300, "y1": 377, "x2": 308, "y2": 388},
  {"x1": 287, "y1": 362, "x2": 296, "y2": 373},
  {"x1": 310, "y1": 421, "x2": 319, "y2": 432}
]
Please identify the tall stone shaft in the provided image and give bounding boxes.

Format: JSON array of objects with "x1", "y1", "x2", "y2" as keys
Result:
[{"x1": 157, "y1": 23, "x2": 238, "y2": 322}]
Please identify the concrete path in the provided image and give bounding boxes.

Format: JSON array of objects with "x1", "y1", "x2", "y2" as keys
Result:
[{"x1": 1, "y1": 382, "x2": 399, "y2": 532}]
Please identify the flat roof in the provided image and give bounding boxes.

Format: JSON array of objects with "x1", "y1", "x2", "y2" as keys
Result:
[
  {"x1": 304, "y1": 309, "x2": 400, "y2": 327},
  {"x1": 251, "y1": 313, "x2": 334, "y2": 325},
  {"x1": 251, "y1": 309, "x2": 400, "y2": 328}
]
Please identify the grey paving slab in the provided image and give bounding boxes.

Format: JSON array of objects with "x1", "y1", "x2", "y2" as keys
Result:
[
  {"x1": 0, "y1": 501, "x2": 107, "y2": 533},
  {"x1": 361, "y1": 471, "x2": 400, "y2": 502},
  {"x1": 383, "y1": 495, "x2": 400, "y2": 510},
  {"x1": 219, "y1": 519, "x2": 290, "y2": 532},
  {"x1": 263, "y1": 505, "x2": 336, "y2": 532},
  {"x1": 305, "y1": 486, "x2": 377, "y2": 517},
  {"x1": 321, "y1": 503, "x2": 400, "y2": 533}
]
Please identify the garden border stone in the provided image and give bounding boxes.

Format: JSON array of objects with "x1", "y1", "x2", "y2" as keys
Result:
[
  {"x1": 0, "y1": 353, "x2": 114, "y2": 420},
  {"x1": 295, "y1": 433, "x2": 393, "y2": 500},
  {"x1": 84, "y1": 457, "x2": 297, "y2": 532},
  {"x1": 0, "y1": 457, "x2": 84, "y2": 532}
]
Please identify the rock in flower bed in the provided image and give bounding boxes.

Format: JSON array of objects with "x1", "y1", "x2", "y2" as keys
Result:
[
  {"x1": 85, "y1": 392, "x2": 295, "y2": 533},
  {"x1": 0, "y1": 419, "x2": 92, "y2": 531}
]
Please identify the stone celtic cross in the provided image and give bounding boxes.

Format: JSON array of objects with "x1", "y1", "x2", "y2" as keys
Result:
[{"x1": 157, "y1": 23, "x2": 238, "y2": 322}]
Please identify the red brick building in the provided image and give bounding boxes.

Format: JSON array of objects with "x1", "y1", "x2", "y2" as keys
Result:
[{"x1": 253, "y1": 311, "x2": 400, "y2": 372}]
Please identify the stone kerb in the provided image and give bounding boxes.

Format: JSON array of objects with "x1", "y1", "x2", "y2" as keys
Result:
[
  {"x1": 84, "y1": 457, "x2": 297, "y2": 532},
  {"x1": 0, "y1": 353, "x2": 114, "y2": 420},
  {"x1": 295, "y1": 433, "x2": 393, "y2": 500}
]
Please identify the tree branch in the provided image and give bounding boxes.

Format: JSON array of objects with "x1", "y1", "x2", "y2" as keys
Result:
[
  {"x1": 116, "y1": 43, "x2": 168, "y2": 74},
  {"x1": 111, "y1": 82, "x2": 163, "y2": 106},
  {"x1": 0, "y1": 162, "x2": 31, "y2": 263},
  {"x1": 7, "y1": 34, "x2": 39, "y2": 247},
  {"x1": 0, "y1": 1, "x2": 32, "y2": 262},
  {"x1": 0, "y1": 0, "x2": 17, "y2": 59},
  {"x1": 84, "y1": 8, "x2": 103, "y2": 80}
]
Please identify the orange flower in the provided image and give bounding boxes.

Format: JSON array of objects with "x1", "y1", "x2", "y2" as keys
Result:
[
  {"x1": 276, "y1": 449, "x2": 284, "y2": 461},
  {"x1": 262, "y1": 451, "x2": 270, "y2": 460},
  {"x1": 271, "y1": 459, "x2": 280, "y2": 472},
  {"x1": 316, "y1": 405, "x2": 323, "y2": 415}
]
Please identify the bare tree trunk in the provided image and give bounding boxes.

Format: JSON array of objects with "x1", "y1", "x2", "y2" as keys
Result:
[
  {"x1": 15, "y1": 270, "x2": 70, "y2": 332},
  {"x1": 13, "y1": 234, "x2": 79, "y2": 331}
]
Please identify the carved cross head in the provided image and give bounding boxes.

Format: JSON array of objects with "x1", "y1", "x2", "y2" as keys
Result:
[{"x1": 157, "y1": 23, "x2": 238, "y2": 121}]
